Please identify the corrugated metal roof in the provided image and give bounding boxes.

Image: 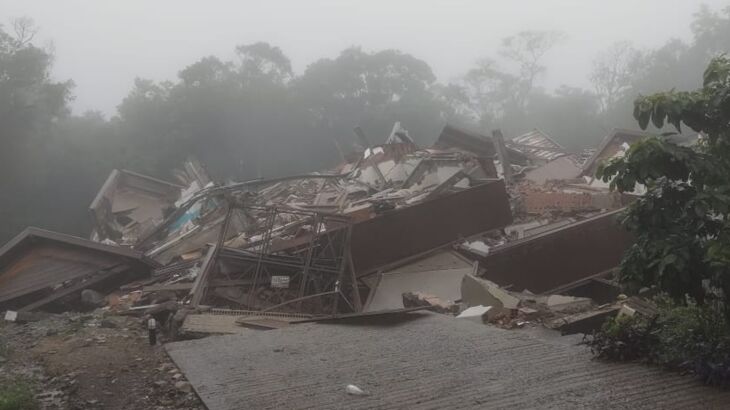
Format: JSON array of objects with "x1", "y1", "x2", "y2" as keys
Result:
[
  {"x1": 166, "y1": 312, "x2": 730, "y2": 410},
  {"x1": 508, "y1": 129, "x2": 566, "y2": 162}
]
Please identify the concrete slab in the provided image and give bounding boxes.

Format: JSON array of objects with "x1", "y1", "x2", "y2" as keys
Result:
[
  {"x1": 461, "y1": 274, "x2": 520, "y2": 309},
  {"x1": 365, "y1": 267, "x2": 470, "y2": 311}
]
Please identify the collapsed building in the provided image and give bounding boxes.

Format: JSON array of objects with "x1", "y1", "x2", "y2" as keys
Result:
[
  {"x1": 3, "y1": 122, "x2": 720, "y2": 410},
  {"x1": 0, "y1": 123, "x2": 644, "y2": 331}
]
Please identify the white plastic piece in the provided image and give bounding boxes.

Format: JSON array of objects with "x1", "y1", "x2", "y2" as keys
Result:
[{"x1": 345, "y1": 384, "x2": 368, "y2": 396}]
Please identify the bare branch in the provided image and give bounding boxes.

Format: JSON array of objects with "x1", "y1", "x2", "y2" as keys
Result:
[
  {"x1": 11, "y1": 16, "x2": 38, "y2": 50},
  {"x1": 590, "y1": 41, "x2": 642, "y2": 113}
]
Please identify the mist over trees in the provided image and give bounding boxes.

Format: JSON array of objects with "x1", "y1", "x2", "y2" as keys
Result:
[{"x1": 2, "y1": 5, "x2": 730, "y2": 242}]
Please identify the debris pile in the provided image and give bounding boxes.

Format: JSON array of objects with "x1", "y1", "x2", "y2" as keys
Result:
[
  {"x1": 1, "y1": 124, "x2": 651, "y2": 326},
  {"x1": 1, "y1": 122, "x2": 686, "y2": 407}
]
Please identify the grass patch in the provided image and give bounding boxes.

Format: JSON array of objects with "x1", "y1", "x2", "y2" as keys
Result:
[{"x1": 0, "y1": 380, "x2": 37, "y2": 410}]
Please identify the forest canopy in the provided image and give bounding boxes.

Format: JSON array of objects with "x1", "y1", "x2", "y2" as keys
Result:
[{"x1": 2, "y1": 5, "x2": 730, "y2": 242}]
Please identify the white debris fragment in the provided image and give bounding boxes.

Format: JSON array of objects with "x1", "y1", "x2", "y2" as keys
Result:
[
  {"x1": 345, "y1": 384, "x2": 369, "y2": 396},
  {"x1": 456, "y1": 305, "x2": 493, "y2": 323},
  {"x1": 462, "y1": 240, "x2": 490, "y2": 257},
  {"x1": 4, "y1": 310, "x2": 17, "y2": 322}
]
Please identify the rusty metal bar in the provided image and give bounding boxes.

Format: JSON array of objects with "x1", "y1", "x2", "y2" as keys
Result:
[
  {"x1": 297, "y1": 214, "x2": 321, "y2": 306},
  {"x1": 247, "y1": 207, "x2": 277, "y2": 308},
  {"x1": 333, "y1": 224, "x2": 355, "y2": 313},
  {"x1": 347, "y1": 247, "x2": 362, "y2": 311},
  {"x1": 259, "y1": 290, "x2": 338, "y2": 313}
]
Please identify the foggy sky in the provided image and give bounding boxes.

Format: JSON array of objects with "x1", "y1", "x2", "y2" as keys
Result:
[{"x1": 2, "y1": 0, "x2": 729, "y2": 116}]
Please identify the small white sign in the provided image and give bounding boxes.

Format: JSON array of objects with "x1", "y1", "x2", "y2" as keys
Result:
[{"x1": 271, "y1": 276, "x2": 290, "y2": 289}]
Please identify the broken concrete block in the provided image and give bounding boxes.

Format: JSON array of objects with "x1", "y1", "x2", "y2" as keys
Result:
[
  {"x1": 617, "y1": 304, "x2": 636, "y2": 318},
  {"x1": 517, "y1": 307, "x2": 539, "y2": 320},
  {"x1": 4, "y1": 310, "x2": 17, "y2": 322},
  {"x1": 622, "y1": 297, "x2": 659, "y2": 317},
  {"x1": 546, "y1": 294, "x2": 592, "y2": 313},
  {"x1": 456, "y1": 305, "x2": 493, "y2": 324},
  {"x1": 461, "y1": 274, "x2": 520, "y2": 310},
  {"x1": 402, "y1": 292, "x2": 459, "y2": 315},
  {"x1": 81, "y1": 289, "x2": 106, "y2": 307}
]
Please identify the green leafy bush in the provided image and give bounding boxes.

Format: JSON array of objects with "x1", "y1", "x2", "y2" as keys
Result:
[
  {"x1": 584, "y1": 314, "x2": 658, "y2": 362},
  {"x1": 597, "y1": 56, "x2": 730, "y2": 317},
  {"x1": 585, "y1": 298, "x2": 730, "y2": 387}
]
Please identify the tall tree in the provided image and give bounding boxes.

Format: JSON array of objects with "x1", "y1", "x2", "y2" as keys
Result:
[
  {"x1": 499, "y1": 30, "x2": 565, "y2": 110},
  {"x1": 0, "y1": 18, "x2": 74, "y2": 241},
  {"x1": 598, "y1": 56, "x2": 730, "y2": 315},
  {"x1": 235, "y1": 42, "x2": 293, "y2": 86},
  {"x1": 294, "y1": 47, "x2": 448, "y2": 146},
  {"x1": 459, "y1": 30, "x2": 565, "y2": 134},
  {"x1": 0, "y1": 18, "x2": 72, "y2": 148},
  {"x1": 590, "y1": 41, "x2": 642, "y2": 114},
  {"x1": 461, "y1": 58, "x2": 518, "y2": 128}
]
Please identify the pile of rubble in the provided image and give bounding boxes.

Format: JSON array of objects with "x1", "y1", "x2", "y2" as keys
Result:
[
  {"x1": 2, "y1": 121, "x2": 681, "y2": 407},
  {"x1": 1, "y1": 122, "x2": 652, "y2": 338},
  {"x1": 405, "y1": 272, "x2": 654, "y2": 336}
]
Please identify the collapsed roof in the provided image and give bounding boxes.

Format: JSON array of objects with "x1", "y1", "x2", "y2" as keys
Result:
[
  {"x1": 0, "y1": 227, "x2": 157, "y2": 311},
  {"x1": 0, "y1": 122, "x2": 650, "y2": 317}
]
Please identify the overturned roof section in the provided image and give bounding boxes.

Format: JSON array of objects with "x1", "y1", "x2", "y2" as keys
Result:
[
  {"x1": 0, "y1": 227, "x2": 157, "y2": 311},
  {"x1": 351, "y1": 180, "x2": 512, "y2": 276},
  {"x1": 89, "y1": 169, "x2": 184, "y2": 244},
  {"x1": 581, "y1": 128, "x2": 655, "y2": 178},
  {"x1": 524, "y1": 155, "x2": 583, "y2": 185},
  {"x1": 508, "y1": 129, "x2": 566, "y2": 163},
  {"x1": 433, "y1": 124, "x2": 497, "y2": 158},
  {"x1": 470, "y1": 209, "x2": 631, "y2": 293},
  {"x1": 433, "y1": 124, "x2": 530, "y2": 167}
]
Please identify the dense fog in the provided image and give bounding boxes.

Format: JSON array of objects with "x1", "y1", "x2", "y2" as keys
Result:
[{"x1": 2, "y1": 2, "x2": 730, "y2": 241}]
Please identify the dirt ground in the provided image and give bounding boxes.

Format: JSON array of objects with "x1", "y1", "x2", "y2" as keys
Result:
[{"x1": 0, "y1": 310, "x2": 205, "y2": 410}]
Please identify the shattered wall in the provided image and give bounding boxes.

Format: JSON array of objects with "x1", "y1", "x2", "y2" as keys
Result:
[
  {"x1": 351, "y1": 180, "x2": 512, "y2": 276},
  {"x1": 475, "y1": 210, "x2": 632, "y2": 293}
]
